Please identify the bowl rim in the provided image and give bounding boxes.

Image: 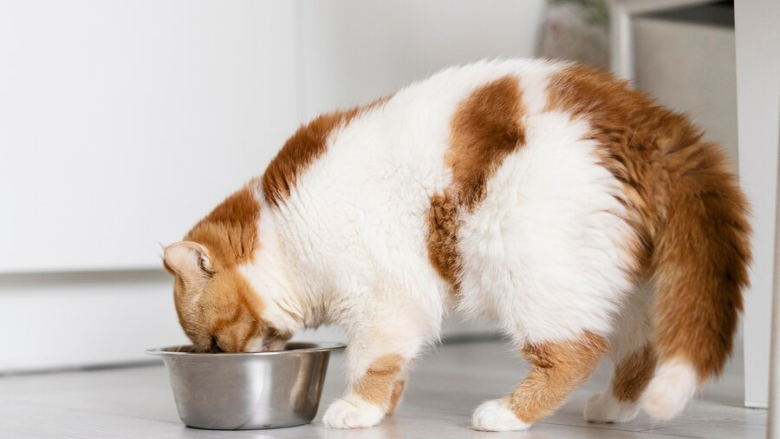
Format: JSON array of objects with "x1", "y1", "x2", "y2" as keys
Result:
[{"x1": 145, "y1": 341, "x2": 346, "y2": 357}]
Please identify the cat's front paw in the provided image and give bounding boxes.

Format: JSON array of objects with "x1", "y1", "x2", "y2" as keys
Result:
[
  {"x1": 584, "y1": 392, "x2": 640, "y2": 423},
  {"x1": 472, "y1": 399, "x2": 530, "y2": 432},
  {"x1": 323, "y1": 397, "x2": 384, "y2": 429}
]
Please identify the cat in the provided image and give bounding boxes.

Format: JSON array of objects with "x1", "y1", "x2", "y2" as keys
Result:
[{"x1": 162, "y1": 59, "x2": 751, "y2": 431}]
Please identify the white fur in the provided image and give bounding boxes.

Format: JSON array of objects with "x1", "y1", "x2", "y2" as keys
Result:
[
  {"x1": 235, "y1": 59, "x2": 644, "y2": 429},
  {"x1": 323, "y1": 396, "x2": 385, "y2": 429},
  {"x1": 242, "y1": 336, "x2": 266, "y2": 353},
  {"x1": 457, "y1": 111, "x2": 636, "y2": 345},
  {"x1": 583, "y1": 282, "x2": 653, "y2": 423},
  {"x1": 584, "y1": 391, "x2": 641, "y2": 423},
  {"x1": 642, "y1": 360, "x2": 698, "y2": 420},
  {"x1": 608, "y1": 282, "x2": 654, "y2": 361},
  {"x1": 472, "y1": 400, "x2": 530, "y2": 431}
]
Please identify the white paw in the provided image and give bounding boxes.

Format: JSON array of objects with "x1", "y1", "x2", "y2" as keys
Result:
[
  {"x1": 584, "y1": 392, "x2": 640, "y2": 423},
  {"x1": 323, "y1": 397, "x2": 385, "y2": 429},
  {"x1": 642, "y1": 360, "x2": 697, "y2": 420},
  {"x1": 472, "y1": 400, "x2": 530, "y2": 432}
]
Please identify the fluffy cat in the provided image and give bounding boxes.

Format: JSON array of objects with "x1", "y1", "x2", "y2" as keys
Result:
[{"x1": 162, "y1": 59, "x2": 751, "y2": 431}]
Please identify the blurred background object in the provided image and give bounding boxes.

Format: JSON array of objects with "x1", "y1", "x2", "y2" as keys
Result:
[
  {"x1": 538, "y1": 0, "x2": 610, "y2": 69},
  {"x1": 633, "y1": 1, "x2": 738, "y2": 170}
]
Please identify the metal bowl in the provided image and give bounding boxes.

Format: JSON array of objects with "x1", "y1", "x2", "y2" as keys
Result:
[{"x1": 146, "y1": 342, "x2": 345, "y2": 430}]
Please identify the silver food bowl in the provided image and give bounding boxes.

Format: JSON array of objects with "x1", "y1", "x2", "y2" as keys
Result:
[{"x1": 146, "y1": 342, "x2": 345, "y2": 430}]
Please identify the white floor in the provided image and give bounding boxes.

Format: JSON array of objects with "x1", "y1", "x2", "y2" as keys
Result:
[{"x1": 0, "y1": 340, "x2": 766, "y2": 439}]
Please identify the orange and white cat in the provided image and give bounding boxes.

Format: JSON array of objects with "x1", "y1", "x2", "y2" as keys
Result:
[{"x1": 162, "y1": 59, "x2": 751, "y2": 431}]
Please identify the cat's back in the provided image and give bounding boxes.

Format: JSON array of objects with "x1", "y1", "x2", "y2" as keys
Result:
[
  {"x1": 268, "y1": 59, "x2": 569, "y2": 204},
  {"x1": 264, "y1": 57, "x2": 682, "y2": 211}
]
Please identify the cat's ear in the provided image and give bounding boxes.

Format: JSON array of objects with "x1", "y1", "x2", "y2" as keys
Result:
[{"x1": 163, "y1": 241, "x2": 213, "y2": 278}]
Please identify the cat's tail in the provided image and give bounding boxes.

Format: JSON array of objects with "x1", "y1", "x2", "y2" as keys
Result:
[{"x1": 641, "y1": 142, "x2": 751, "y2": 420}]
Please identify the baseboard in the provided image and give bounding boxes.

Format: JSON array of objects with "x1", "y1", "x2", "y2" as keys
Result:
[{"x1": 744, "y1": 400, "x2": 768, "y2": 409}]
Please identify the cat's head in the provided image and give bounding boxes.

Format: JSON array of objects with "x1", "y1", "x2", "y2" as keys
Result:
[{"x1": 162, "y1": 186, "x2": 293, "y2": 353}]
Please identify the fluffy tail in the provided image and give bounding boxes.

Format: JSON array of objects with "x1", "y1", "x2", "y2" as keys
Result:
[{"x1": 641, "y1": 142, "x2": 751, "y2": 420}]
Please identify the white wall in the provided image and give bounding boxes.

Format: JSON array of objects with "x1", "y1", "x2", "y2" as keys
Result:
[
  {"x1": 300, "y1": 0, "x2": 545, "y2": 119},
  {"x1": 0, "y1": 1, "x2": 300, "y2": 273},
  {"x1": 0, "y1": 0, "x2": 544, "y2": 371}
]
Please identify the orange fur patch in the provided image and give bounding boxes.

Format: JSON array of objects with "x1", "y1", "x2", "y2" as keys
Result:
[
  {"x1": 426, "y1": 191, "x2": 460, "y2": 288},
  {"x1": 507, "y1": 332, "x2": 608, "y2": 424},
  {"x1": 386, "y1": 379, "x2": 406, "y2": 416},
  {"x1": 448, "y1": 75, "x2": 525, "y2": 210},
  {"x1": 171, "y1": 275, "x2": 201, "y2": 342},
  {"x1": 612, "y1": 343, "x2": 656, "y2": 402},
  {"x1": 426, "y1": 76, "x2": 525, "y2": 291},
  {"x1": 205, "y1": 269, "x2": 263, "y2": 352},
  {"x1": 262, "y1": 96, "x2": 391, "y2": 208},
  {"x1": 546, "y1": 65, "x2": 751, "y2": 379},
  {"x1": 184, "y1": 183, "x2": 261, "y2": 270},
  {"x1": 353, "y1": 354, "x2": 405, "y2": 409}
]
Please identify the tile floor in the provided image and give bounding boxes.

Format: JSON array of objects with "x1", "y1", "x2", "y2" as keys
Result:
[{"x1": 0, "y1": 340, "x2": 766, "y2": 439}]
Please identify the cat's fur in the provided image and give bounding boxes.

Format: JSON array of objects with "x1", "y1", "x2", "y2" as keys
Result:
[{"x1": 163, "y1": 59, "x2": 751, "y2": 431}]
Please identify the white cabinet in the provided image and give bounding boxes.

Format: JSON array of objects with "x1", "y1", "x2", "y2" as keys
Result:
[{"x1": 0, "y1": 1, "x2": 300, "y2": 273}]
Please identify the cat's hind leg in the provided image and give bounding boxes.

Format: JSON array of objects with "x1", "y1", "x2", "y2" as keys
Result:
[
  {"x1": 472, "y1": 332, "x2": 608, "y2": 431},
  {"x1": 585, "y1": 283, "x2": 656, "y2": 423}
]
